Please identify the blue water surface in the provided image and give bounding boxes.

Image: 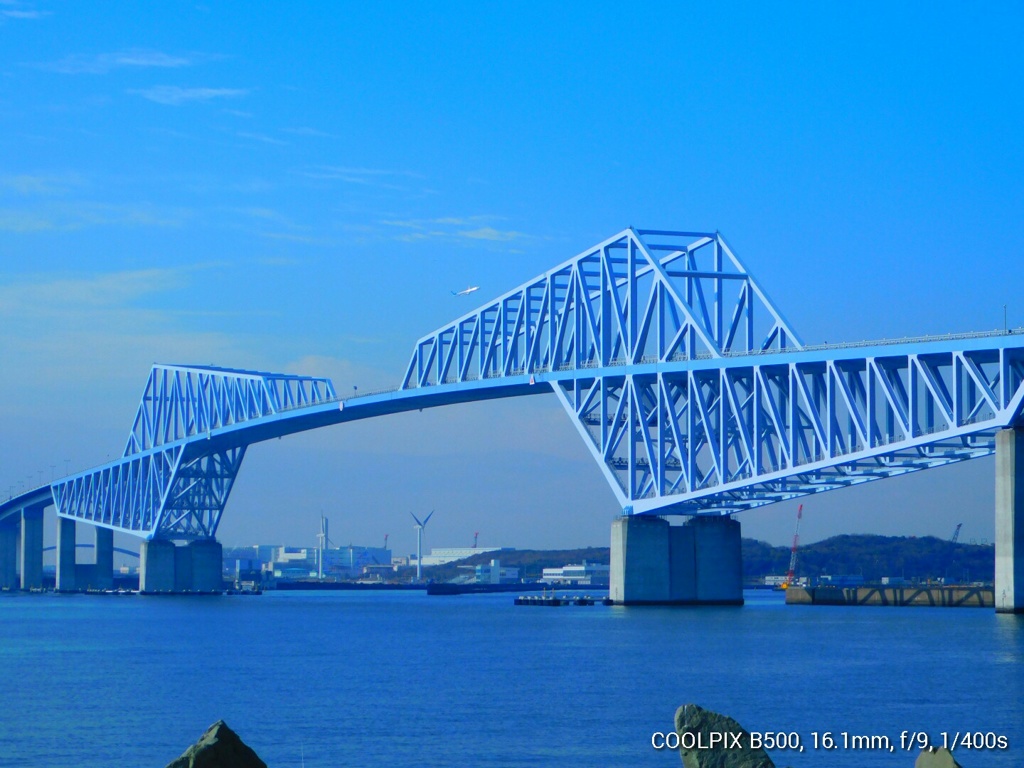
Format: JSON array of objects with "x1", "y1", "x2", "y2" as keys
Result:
[{"x1": 0, "y1": 589, "x2": 1021, "y2": 767}]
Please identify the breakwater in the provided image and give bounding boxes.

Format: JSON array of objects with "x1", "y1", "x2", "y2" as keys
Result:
[{"x1": 785, "y1": 585, "x2": 993, "y2": 607}]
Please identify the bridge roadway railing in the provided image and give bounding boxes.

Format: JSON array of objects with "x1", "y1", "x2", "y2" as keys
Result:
[
  {"x1": 396, "y1": 332, "x2": 1024, "y2": 516},
  {"x1": 20, "y1": 330, "x2": 1014, "y2": 538}
]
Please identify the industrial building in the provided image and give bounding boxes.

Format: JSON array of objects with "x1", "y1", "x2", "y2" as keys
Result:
[
  {"x1": 267, "y1": 545, "x2": 392, "y2": 579},
  {"x1": 414, "y1": 546, "x2": 510, "y2": 566},
  {"x1": 455, "y1": 559, "x2": 519, "y2": 584},
  {"x1": 541, "y1": 561, "x2": 610, "y2": 587}
]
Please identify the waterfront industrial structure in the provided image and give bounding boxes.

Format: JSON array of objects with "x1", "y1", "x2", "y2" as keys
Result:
[
  {"x1": 221, "y1": 542, "x2": 392, "y2": 581},
  {"x1": 2, "y1": 228, "x2": 1024, "y2": 611},
  {"x1": 414, "y1": 546, "x2": 507, "y2": 567},
  {"x1": 454, "y1": 559, "x2": 520, "y2": 585},
  {"x1": 542, "y1": 561, "x2": 611, "y2": 587},
  {"x1": 268, "y1": 545, "x2": 393, "y2": 580}
]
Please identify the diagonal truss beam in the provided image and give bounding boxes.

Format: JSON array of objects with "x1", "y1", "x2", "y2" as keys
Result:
[
  {"x1": 402, "y1": 229, "x2": 803, "y2": 390},
  {"x1": 125, "y1": 364, "x2": 336, "y2": 455},
  {"x1": 552, "y1": 344, "x2": 1024, "y2": 515}
]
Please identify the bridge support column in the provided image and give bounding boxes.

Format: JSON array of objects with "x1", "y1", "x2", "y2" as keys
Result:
[
  {"x1": 610, "y1": 515, "x2": 743, "y2": 605},
  {"x1": 190, "y1": 540, "x2": 223, "y2": 593},
  {"x1": 93, "y1": 527, "x2": 114, "y2": 591},
  {"x1": 56, "y1": 517, "x2": 77, "y2": 592},
  {"x1": 174, "y1": 545, "x2": 193, "y2": 592},
  {"x1": 139, "y1": 539, "x2": 176, "y2": 593},
  {"x1": 689, "y1": 516, "x2": 743, "y2": 603},
  {"x1": 611, "y1": 516, "x2": 671, "y2": 603},
  {"x1": 140, "y1": 538, "x2": 222, "y2": 593},
  {"x1": 0, "y1": 520, "x2": 17, "y2": 589},
  {"x1": 996, "y1": 428, "x2": 1024, "y2": 613},
  {"x1": 20, "y1": 505, "x2": 44, "y2": 590}
]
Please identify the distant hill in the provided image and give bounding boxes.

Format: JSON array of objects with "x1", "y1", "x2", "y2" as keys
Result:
[
  {"x1": 425, "y1": 547, "x2": 609, "y2": 582},
  {"x1": 423, "y1": 535, "x2": 994, "y2": 584},
  {"x1": 744, "y1": 534, "x2": 993, "y2": 583}
]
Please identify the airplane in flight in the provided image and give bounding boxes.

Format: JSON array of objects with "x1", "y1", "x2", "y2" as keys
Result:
[{"x1": 451, "y1": 285, "x2": 479, "y2": 296}]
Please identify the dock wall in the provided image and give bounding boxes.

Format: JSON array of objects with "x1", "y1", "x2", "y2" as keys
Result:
[{"x1": 785, "y1": 585, "x2": 994, "y2": 608}]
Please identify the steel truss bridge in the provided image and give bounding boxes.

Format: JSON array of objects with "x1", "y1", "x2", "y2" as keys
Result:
[{"x1": 3, "y1": 227, "x2": 1024, "y2": 541}]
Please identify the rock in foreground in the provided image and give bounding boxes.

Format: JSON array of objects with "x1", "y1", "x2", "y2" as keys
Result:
[
  {"x1": 915, "y1": 746, "x2": 963, "y2": 768},
  {"x1": 165, "y1": 720, "x2": 266, "y2": 768},
  {"x1": 674, "y1": 704, "x2": 775, "y2": 768}
]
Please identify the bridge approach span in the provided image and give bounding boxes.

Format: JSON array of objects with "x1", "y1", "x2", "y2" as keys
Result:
[{"x1": 0, "y1": 369, "x2": 546, "y2": 538}]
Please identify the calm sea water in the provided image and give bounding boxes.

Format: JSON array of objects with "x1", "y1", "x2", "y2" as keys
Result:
[{"x1": 0, "y1": 589, "x2": 1021, "y2": 767}]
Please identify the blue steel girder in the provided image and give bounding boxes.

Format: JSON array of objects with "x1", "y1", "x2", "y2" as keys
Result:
[
  {"x1": 14, "y1": 227, "x2": 1024, "y2": 538},
  {"x1": 52, "y1": 434, "x2": 247, "y2": 539},
  {"x1": 548, "y1": 339, "x2": 1024, "y2": 515},
  {"x1": 125, "y1": 364, "x2": 336, "y2": 455},
  {"x1": 52, "y1": 446, "x2": 181, "y2": 534},
  {"x1": 402, "y1": 229, "x2": 803, "y2": 390},
  {"x1": 52, "y1": 364, "x2": 336, "y2": 540},
  {"x1": 400, "y1": 227, "x2": 1024, "y2": 516}
]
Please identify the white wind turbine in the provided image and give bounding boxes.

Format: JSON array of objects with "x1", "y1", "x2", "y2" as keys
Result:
[{"x1": 411, "y1": 510, "x2": 434, "y2": 581}]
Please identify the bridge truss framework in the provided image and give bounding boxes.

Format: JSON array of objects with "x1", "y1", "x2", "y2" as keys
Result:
[{"x1": 2, "y1": 228, "x2": 1023, "y2": 543}]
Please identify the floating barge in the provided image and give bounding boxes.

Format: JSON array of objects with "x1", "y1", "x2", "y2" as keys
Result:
[
  {"x1": 514, "y1": 593, "x2": 610, "y2": 607},
  {"x1": 785, "y1": 585, "x2": 993, "y2": 608},
  {"x1": 428, "y1": 582, "x2": 544, "y2": 596}
]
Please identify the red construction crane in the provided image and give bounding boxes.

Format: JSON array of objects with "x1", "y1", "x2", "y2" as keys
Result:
[{"x1": 784, "y1": 504, "x2": 803, "y2": 589}]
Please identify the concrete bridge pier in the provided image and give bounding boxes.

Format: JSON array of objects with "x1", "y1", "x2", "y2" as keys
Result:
[
  {"x1": 20, "y1": 505, "x2": 44, "y2": 590},
  {"x1": 93, "y1": 526, "x2": 114, "y2": 590},
  {"x1": 56, "y1": 517, "x2": 77, "y2": 591},
  {"x1": 0, "y1": 519, "x2": 17, "y2": 589},
  {"x1": 996, "y1": 428, "x2": 1024, "y2": 613},
  {"x1": 140, "y1": 538, "x2": 223, "y2": 594},
  {"x1": 140, "y1": 539, "x2": 175, "y2": 593},
  {"x1": 56, "y1": 520, "x2": 115, "y2": 592},
  {"x1": 610, "y1": 514, "x2": 743, "y2": 605},
  {"x1": 189, "y1": 540, "x2": 224, "y2": 592}
]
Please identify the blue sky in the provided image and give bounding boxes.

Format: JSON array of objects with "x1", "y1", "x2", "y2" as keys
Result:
[{"x1": 2, "y1": 2, "x2": 1022, "y2": 554}]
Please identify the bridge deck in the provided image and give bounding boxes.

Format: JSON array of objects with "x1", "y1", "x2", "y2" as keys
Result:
[{"x1": 3, "y1": 228, "x2": 1023, "y2": 539}]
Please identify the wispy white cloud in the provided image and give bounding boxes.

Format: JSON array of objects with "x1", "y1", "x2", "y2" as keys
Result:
[
  {"x1": 129, "y1": 86, "x2": 249, "y2": 106},
  {"x1": 66, "y1": 201, "x2": 188, "y2": 228},
  {"x1": 260, "y1": 231, "x2": 333, "y2": 246},
  {"x1": 0, "y1": 172, "x2": 82, "y2": 196},
  {"x1": 381, "y1": 215, "x2": 494, "y2": 229},
  {"x1": 378, "y1": 215, "x2": 528, "y2": 244},
  {"x1": 0, "y1": 267, "x2": 255, "y2": 425},
  {"x1": 230, "y1": 206, "x2": 288, "y2": 222},
  {"x1": 459, "y1": 226, "x2": 525, "y2": 242},
  {"x1": 284, "y1": 127, "x2": 335, "y2": 138},
  {"x1": 0, "y1": 268, "x2": 185, "y2": 314},
  {"x1": 0, "y1": 201, "x2": 189, "y2": 232},
  {"x1": 236, "y1": 131, "x2": 288, "y2": 146},
  {"x1": 301, "y1": 166, "x2": 421, "y2": 191},
  {"x1": 34, "y1": 49, "x2": 196, "y2": 74},
  {"x1": 258, "y1": 256, "x2": 303, "y2": 267},
  {"x1": 0, "y1": 210, "x2": 53, "y2": 232},
  {"x1": 3, "y1": 9, "x2": 49, "y2": 19},
  {"x1": 308, "y1": 166, "x2": 421, "y2": 180},
  {"x1": 0, "y1": 1, "x2": 49, "y2": 20}
]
